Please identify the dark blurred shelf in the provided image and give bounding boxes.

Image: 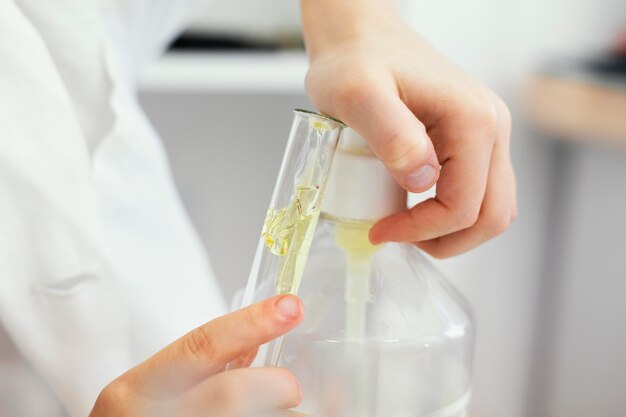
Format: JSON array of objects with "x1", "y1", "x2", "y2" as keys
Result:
[{"x1": 168, "y1": 31, "x2": 304, "y2": 52}]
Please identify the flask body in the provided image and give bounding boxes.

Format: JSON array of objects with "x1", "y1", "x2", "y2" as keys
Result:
[{"x1": 247, "y1": 217, "x2": 475, "y2": 417}]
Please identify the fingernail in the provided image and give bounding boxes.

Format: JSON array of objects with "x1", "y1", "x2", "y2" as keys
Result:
[
  {"x1": 403, "y1": 164, "x2": 437, "y2": 191},
  {"x1": 276, "y1": 296, "x2": 301, "y2": 319}
]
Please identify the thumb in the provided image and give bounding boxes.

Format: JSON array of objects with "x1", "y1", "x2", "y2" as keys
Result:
[{"x1": 337, "y1": 87, "x2": 439, "y2": 192}]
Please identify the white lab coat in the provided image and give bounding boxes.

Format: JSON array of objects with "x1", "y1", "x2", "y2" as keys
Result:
[{"x1": 0, "y1": 1, "x2": 226, "y2": 416}]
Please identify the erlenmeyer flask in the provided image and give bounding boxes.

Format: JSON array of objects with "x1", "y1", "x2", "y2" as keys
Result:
[{"x1": 243, "y1": 112, "x2": 475, "y2": 417}]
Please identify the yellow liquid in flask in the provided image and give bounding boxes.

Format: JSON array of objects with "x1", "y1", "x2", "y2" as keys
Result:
[
  {"x1": 335, "y1": 221, "x2": 379, "y2": 340},
  {"x1": 335, "y1": 221, "x2": 379, "y2": 417}
]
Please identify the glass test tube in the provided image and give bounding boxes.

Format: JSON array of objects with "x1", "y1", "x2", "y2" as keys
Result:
[{"x1": 241, "y1": 109, "x2": 345, "y2": 366}]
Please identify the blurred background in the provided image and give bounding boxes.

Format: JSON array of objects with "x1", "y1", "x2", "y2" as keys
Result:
[{"x1": 137, "y1": 1, "x2": 626, "y2": 417}]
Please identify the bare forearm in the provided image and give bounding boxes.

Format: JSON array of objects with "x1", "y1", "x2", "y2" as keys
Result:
[{"x1": 300, "y1": 0, "x2": 399, "y2": 59}]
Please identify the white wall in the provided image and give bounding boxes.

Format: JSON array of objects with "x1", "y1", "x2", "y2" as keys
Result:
[
  {"x1": 523, "y1": 143, "x2": 626, "y2": 417},
  {"x1": 401, "y1": 2, "x2": 625, "y2": 417}
]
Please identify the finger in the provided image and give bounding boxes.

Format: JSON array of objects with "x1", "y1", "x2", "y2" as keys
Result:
[
  {"x1": 369, "y1": 104, "x2": 498, "y2": 243},
  {"x1": 334, "y1": 76, "x2": 440, "y2": 193},
  {"x1": 417, "y1": 132, "x2": 516, "y2": 257},
  {"x1": 227, "y1": 347, "x2": 259, "y2": 370},
  {"x1": 126, "y1": 295, "x2": 304, "y2": 397},
  {"x1": 178, "y1": 367, "x2": 302, "y2": 417}
]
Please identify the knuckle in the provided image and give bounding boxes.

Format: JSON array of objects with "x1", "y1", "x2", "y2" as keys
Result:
[
  {"x1": 336, "y1": 79, "x2": 371, "y2": 108},
  {"x1": 485, "y1": 203, "x2": 517, "y2": 237},
  {"x1": 457, "y1": 94, "x2": 500, "y2": 140},
  {"x1": 494, "y1": 97, "x2": 512, "y2": 130},
  {"x1": 243, "y1": 305, "x2": 264, "y2": 331},
  {"x1": 95, "y1": 378, "x2": 133, "y2": 414},
  {"x1": 243, "y1": 302, "x2": 276, "y2": 337},
  {"x1": 333, "y1": 68, "x2": 377, "y2": 110},
  {"x1": 185, "y1": 326, "x2": 216, "y2": 362},
  {"x1": 453, "y1": 207, "x2": 480, "y2": 230},
  {"x1": 378, "y1": 125, "x2": 428, "y2": 170},
  {"x1": 474, "y1": 105, "x2": 499, "y2": 138},
  {"x1": 487, "y1": 213, "x2": 513, "y2": 237},
  {"x1": 239, "y1": 347, "x2": 259, "y2": 367}
]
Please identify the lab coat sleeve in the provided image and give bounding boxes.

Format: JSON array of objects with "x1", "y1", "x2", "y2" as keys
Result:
[{"x1": 0, "y1": 4, "x2": 135, "y2": 416}]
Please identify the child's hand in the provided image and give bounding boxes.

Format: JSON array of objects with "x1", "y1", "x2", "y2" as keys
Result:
[
  {"x1": 302, "y1": 0, "x2": 516, "y2": 257},
  {"x1": 90, "y1": 295, "x2": 304, "y2": 417}
]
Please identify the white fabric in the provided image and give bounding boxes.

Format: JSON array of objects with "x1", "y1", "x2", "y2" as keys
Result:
[{"x1": 0, "y1": 1, "x2": 226, "y2": 416}]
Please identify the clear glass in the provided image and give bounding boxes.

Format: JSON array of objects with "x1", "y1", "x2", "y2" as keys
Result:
[
  {"x1": 243, "y1": 111, "x2": 474, "y2": 417},
  {"x1": 246, "y1": 216, "x2": 475, "y2": 417},
  {"x1": 242, "y1": 109, "x2": 344, "y2": 365}
]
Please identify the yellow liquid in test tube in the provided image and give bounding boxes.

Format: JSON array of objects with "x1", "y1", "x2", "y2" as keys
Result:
[
  {"x1": 262, "y1": 116, "x2": 330, "y2": 296},
  {"x1": 262, "y1": 185, "x2": 321, "y2": 295},
  {"x1": 260, "y1": 117, "x2": 330, "y2": 366}
]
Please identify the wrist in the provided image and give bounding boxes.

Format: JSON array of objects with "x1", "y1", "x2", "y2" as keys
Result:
[{"x1": 300, "y1": 0, "x2": 399, "y2": 59}]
